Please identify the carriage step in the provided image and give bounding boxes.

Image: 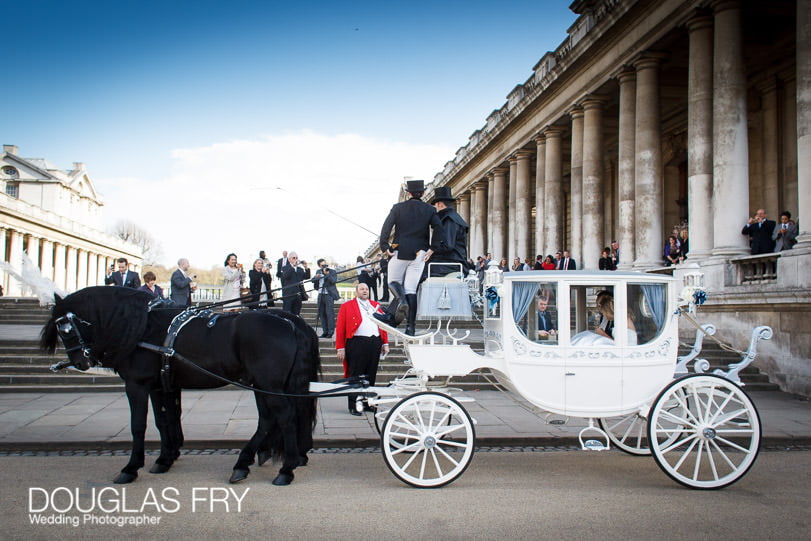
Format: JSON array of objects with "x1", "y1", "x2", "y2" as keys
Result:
[{"x1": 582, "y1": 440, "x2": 609, "y2": 451}]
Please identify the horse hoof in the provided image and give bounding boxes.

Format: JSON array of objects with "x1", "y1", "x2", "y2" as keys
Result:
[
  {"x1": 298, "y1": 455, "x2": 309, "y2": 467},
  {"x1": 229, "y1": 469, "x2": 250, "y2": 483},
  {"x1": 257, "y1": 450, "x2": 271, "y2": 466},
  {"x1": 272, "y1": 472, "x2": 294, "y2": 486},
  {"x1": 114, "y1": 472, "x2": 138, "y2": 484},
  {"x1": 150, "y1": 463, "x2": 171, "y2": 474}
]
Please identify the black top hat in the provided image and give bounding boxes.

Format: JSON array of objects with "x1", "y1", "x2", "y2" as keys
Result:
[
  {"x1": 405, "y1": 179, "x2": 425, "y2": 193},
  {"x1": 430, "y1": 186, "x2": 456, "y2": 205}
]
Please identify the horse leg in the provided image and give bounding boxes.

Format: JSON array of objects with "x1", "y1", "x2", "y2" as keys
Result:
[
  {"x1": 115, "y1": 380, "x2": 149, "y2": 484},
  {"x1": 229, "y1": 414, "x2": 271, "y2": 484},
  {"x1": 148, "y1": 389, "x2": 183, "y2": 474},
  {"x1": 271, "y1": 397, "x2": 302, "y2": 486}
]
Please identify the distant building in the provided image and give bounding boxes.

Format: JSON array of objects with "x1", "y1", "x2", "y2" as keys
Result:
[{"x1": 1, "y1": 144, "x2": 141, "y2": 295}]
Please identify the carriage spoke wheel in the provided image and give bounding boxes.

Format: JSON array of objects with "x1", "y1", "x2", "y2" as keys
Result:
[
  {"x1": 648, "y1": 374, "x2": 761, "y2": 489},
  {"x1": 600, "y1": 400, "x2": 683, "y2": 456},
  {"x1": 381, "y1": 391, "x2": 475, "y2": 488},
  {"x1": 599, "y1": 412, "x2": 652, "y2": 455}
]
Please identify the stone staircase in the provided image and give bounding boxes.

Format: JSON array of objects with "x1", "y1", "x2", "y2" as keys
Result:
[{"x1": 0, "y1": 298, "x2": 778, "y2": 393}]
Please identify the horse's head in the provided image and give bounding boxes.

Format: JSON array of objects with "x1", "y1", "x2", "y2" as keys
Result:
[{"x1": 41, "y1": 286, "x2": 153, "y2": 372}]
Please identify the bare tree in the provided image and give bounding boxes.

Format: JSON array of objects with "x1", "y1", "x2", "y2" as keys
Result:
[{"x1": 112, "y1": 220, "x2": 163, "y2": 265}]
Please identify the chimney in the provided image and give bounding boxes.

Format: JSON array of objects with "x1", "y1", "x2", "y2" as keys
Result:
[
  {"x1": 3, "y1": 144, "x2": 18, "y2": 155},
  {"x1": 72, "y1": 162, "x2": 85, "y2": 171}
]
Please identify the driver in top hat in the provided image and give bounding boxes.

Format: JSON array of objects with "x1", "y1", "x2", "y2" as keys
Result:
[
  {"x1": 426, "y1": 185, "x2": 470, "y2": 278},
  {"x1": 376, "y1": 179, "x2": 445, "y2": 335}
]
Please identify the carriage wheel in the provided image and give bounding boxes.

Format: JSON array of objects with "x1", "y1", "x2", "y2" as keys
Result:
[
  {"x1": 381, "y1": 391, "x2": 475, "y2": 488},
  {"x1": 600, "y1": 400, "x2": 684, "y2": 456},
  {"x1": 599, "y1": 413, "x2": 652, "y2": 456},
  {"x1": 648, "y1": 374, "x2": 761, "y2": 489}
]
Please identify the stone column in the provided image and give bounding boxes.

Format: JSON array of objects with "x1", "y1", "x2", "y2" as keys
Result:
[
  {"x1": 85, "y1": 252, "x2": 97, "y2": 287},
  {"x1": 712, "y1": 0, "x2": 749, "y2": 257},
  {"x1": 633, "y1": 54, "x2": 664, "y2": 267},
  {"x1": 491, "y1": 167, "x2": 508, "y2": 260},
  {"x1": 40, "y1": 240, "x2": 54, "y2": 281},
  {"x1": 468, "y1": 188, "x2": 479, "y2": 259},
  {"x1": 0, "y1": 228, "x2": 6, "y2": 294},
  {"x1": 759, "y1": 78, "x2": 780, "y2": 218},
  {"x1": 66, "y1": 246, "x2": 78, "y2": 293},
  {"x1": 534, "y1": 135, "x2": 546, "y2": 256},
  {"x1": 796, "y1": 0, "x2": 811, "y2": 249},
  {"x1": 616, "y1": 68, "x2": 637, "y2": 268},
  {"x1": 569, "y1": 107, "x2": 584, "y2": 261},
  {"x1": 515, "y1": 150, "x2": 533, "y2": 261},
  {"x1": 458, "y1": 192, "x2": 471, "y2": 231},
  {"x1": 508, "y1": 155, "x2": 518, "y2": 259},
  {"x1": 472, "y1": 182, "x2": 488, "y2": 258},
  {"x1": 53, "y1": 243, "x2": 67, "y2": 292},
  {"x1": 486, "y1": 173, "x2": 495, "y2": 253},
  {"x1": 76, "y1": 249, "x2": 88, "y2": 290},
  {"x1": 687, "y1": 14, "x2": 714, "y2": 261},
  {"x1": 25, "y1": 235, "x2": 40, "y2": 269},
  {"x1": 7, "y1": 231, "x2": 24, "y2": 295},
  {"x1": 543, "y1": 128, "x2": 564, "y2": 254},
  {"x1": 582, "y1": 96, "x2": 606, "y2": 269}
]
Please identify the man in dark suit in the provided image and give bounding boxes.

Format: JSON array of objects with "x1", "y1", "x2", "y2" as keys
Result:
[
  {"x1": 557, "y1": 250, "x2": 577, "y2": 270},
  {"x1": 170, "y1": 258, "x2": 196, "y2": 306},
  {"x1": 741, "y1": 208, "x2": 776, "y2": 254},
  {"x1": 104, "y1": 258, "x2": 141, "y2": 288},
  {"x1": 280, "y1": 251, "x2": 307, "y2": 316},
  {"x1": 276, "y1": 250, "x2": 290, "y2": 281},
  {"x1": 537, "y1": 296, "x2": 557, "y2": 339},
  {"x1": 376, "y1": 179, "x2": 445, "y2": 335},
  {"x1": 314, "y1": 258, "x2": 340, "y2": 338}
]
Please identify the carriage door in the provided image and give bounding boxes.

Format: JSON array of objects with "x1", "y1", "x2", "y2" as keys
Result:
[{"x1": 563, "y1": 283, "x2": 623, "y2": 416}]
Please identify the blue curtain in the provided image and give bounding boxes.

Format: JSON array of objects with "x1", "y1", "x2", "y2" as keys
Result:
[
  {"x1": 512, "y1": 282, "x2": 537, "y2": 325},
  {"x1": 640, "y1": 283, "x2": 666, "y2": 329}
]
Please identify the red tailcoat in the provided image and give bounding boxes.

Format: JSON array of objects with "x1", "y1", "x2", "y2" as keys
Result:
[{"x1": 335, "y1": 298, "x2": 389, "y2": 377}]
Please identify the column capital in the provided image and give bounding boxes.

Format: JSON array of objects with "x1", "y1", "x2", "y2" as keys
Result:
[
  {"x1": 631, "y1": 51, "x2": 668, "y2": 71},
  {"x1": 686, "y1": 11, "x2": 713, "y2": 33},
  {"x1": 756, "y1": 75, "x2": 778, "y2": 94},
  {"x1": 568, "y1": 105, "x2": 584, "y2": 119},
  {"x1": 533, "y1": 134, "x2": 546, "y2": 145},
  {"x1": 711, "y1": 0, "x2": 742, "y2": 14},
  {"x1": 514, "y1": 149, "x2": 534, "y2": 161},
  {"x1": 612, "y1": 65, "x2": 636, "y2": 83},
  {"x1": 507, "y1": 153, "x2": 519, "y2": 164},
  {"x1": 581, "y1": 94, "x2": 607, "y2": 110},
  {"x1": 490, "y1": 166, "x2": 508, "y2": 177},
  {"x1": 543, "y1": 126, "x2": 564, "y2": 139}
]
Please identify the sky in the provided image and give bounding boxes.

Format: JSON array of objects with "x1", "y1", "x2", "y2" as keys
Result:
[{"x1": 6, "y1": 0, "x2": 577, "y2": 268}]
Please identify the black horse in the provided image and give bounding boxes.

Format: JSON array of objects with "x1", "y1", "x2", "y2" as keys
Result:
[{"x1": 40, "y1": 286, "x2": 321, "y2": 486}]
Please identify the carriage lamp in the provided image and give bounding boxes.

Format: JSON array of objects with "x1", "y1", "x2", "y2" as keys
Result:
[{"x1": 483, "y1": 260, "x2": 503, "y2": 286}]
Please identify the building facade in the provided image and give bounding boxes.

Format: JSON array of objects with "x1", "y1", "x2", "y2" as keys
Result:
[
  {"x1": 398, "y1": 0, "x2": 810, "y2": 395},
  {"x1": 1, "y1": 145, "x2": 142, "y2": 296}
]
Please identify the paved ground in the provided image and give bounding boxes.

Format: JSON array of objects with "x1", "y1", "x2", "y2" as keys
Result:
[{"x1": 1, "y1": 387, "x2": 810, "y2": 450}]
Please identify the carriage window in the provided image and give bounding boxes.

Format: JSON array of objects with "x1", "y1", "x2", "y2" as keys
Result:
[
  {"x1": 511, "y1": 281, "x2": 558, "y2": 343},
  {"x1": 569, "y1": 285, "x2": 617, "y2": 346},
  {"x1": 628, "y1": 283, "x2": 667, "y2": 345}
]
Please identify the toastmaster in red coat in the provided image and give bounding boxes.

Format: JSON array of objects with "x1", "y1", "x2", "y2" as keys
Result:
[{"x1": 336, "y1": 282, "x2": 389, "y2": 415}]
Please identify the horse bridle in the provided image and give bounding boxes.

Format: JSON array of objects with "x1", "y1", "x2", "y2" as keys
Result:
[{"x1": 50, "y1": 312, "x2": 97, "y2": 371}]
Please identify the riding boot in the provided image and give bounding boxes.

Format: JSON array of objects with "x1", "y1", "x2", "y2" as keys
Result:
[
  {"x1": 374, "y1": 281, "x2": 407, "y2": 327},
  {"x1": 404, "y1": 294, "x2": 418, "y2": 336}
]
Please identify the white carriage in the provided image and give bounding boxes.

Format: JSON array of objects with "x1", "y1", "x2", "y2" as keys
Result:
[{"x1": 316, "y1": 267, "x2": 770, "y2": 490}]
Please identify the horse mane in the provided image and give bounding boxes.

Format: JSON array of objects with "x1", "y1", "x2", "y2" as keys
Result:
[{"x1": 41, "y1": 286, "x2": 153, "y2": 368}]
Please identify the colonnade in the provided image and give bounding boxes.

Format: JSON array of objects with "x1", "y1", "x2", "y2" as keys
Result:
[
  {"x1": 446, "y1": 0, "x2": 807, "y2": 271},
  {"x1": 0, "y1": 225, "x2": 137, "y2": 296}
]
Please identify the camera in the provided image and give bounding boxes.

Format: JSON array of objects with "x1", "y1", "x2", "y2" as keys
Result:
[{"x1": 191, "y1": 274, "x2": 197, "y2": 280}]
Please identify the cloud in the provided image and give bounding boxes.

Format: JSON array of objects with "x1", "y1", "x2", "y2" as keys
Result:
[{"x1": 101, "y1": 131, "x2": 453, "y2": 268}]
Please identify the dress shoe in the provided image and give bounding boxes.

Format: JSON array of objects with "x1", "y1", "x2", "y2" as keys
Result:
[{"x1": 348, "y1": 408, "x2": 362, "y2": 416}]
